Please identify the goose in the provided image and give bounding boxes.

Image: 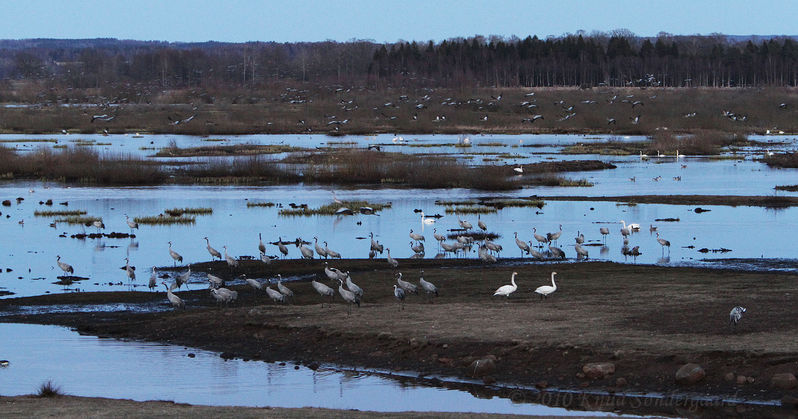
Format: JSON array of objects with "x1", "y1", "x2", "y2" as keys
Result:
[
  {"x1": 418, "y1": 270, "x2": 438, "y2": 300},
  {"x1": 345, "y1": 272, "x2": 363, "y2": 298},
  {"x1": 276, "y1": 237, "x2": 289, "y2": 258},
  {"x1": 311, "y1": 277, "x2": 335, "y2": 307},
  {"x1": 493, "y1": 272, "x2": 518, "y2": 299},
  {"x1": 420, "y1": 211, "x2": 436, "y2": 224},
  {"x1": 265, "y1": 286, "x2": 285, "y2": 303},
  {"x1": 386, "y1": 248, "x2": 399, "y2": 268},
  {"x1": 56, "y1": 255, "x2": 74, "y2": 275},
  {"x1": 532, "y1": 228, "x2": 548, "y2": 248},
  {"x1": 162, "y1": 281, "x2": 185, "y2": 309},
  {"x1": 534, "y1": 272, "x2": 558, "y2": 299},
  {"x1": 409, "y1": 229, "x2": 425, "y2": 242},
  {"x1": 324, "y1": 241, "x2": 341, "y2": 259},
  {"x1": 477, "y1": 215, "x2": 487, "y2": 231},
  {"x1": 514, "y1": 232, "x2": 530, "y2": 255},
  {"x1": 337, "y1": 279, "x2": 360, "y2": 315},
  {"x1": 168, "y1": 241, "x2": 183, "y2": 266},
  {"x1": 314, "y1": 237, "x2": 328, "y2": 259},
  {"x1": 396, "y1": 272, "x2": 418, "y2": 294},
  {"x1": 204, "y1": 237, "x2": 222, "y2": 260},
  {"x1": 276, "y1": 275, "x2": 294, "y2": 301},
  {"x1": 393, "y1": 285, "x2": 406, "y2": 310}
]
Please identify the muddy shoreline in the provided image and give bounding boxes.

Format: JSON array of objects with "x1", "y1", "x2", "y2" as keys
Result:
[{"x1": 2, "y1": 260, "x2": 797, "y2": 415}]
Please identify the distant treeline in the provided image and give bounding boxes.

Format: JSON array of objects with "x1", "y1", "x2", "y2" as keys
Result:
[{"x1": 2, "y1": 32, "x2": 798, "y2": 91}]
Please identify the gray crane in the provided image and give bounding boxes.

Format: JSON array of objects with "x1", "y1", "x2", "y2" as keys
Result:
[
  {"x1": 211, "y1": 287, "x2": 238, "y2": 306},
  {"x1": 396, "y1": 272, "x2": 418, "y2": 294},
  {"x1": 207, "y1": 272, "x2": 224, "y2": 289},
  {"x1": 656, "y1": 232, "x2": 671, "y2": 255},
  {"x1": 532, "y1": 228, "x2": 548, "y2": 248},
  {"x1": 124, "y1": 257, "x2": 135, "y2": 282},
  {"x1": 176, "y1": 265, "x2": 191, "y2": 289},
  {"x1": 337, "y1": 279, "x2": 360, "y2": 315},
  {"x1": 369, "y1": 232, "x2": 384, "y2": 254},
  {"x1": 418, "y1": 270, "x2": 438, "y2": 301},
  {"x1": 575, "y1": 231, "x2": 584, "y2": 244},
  {"x1": 729, "y1": 306, "x2": 747, "y2": 327},
  {"x1": 547, "y1": 224, "x2": 563, "y2": 245},
  {"x1": 324, "y1": 241, "x2": 342, "y2": 259},
  {"x1": 223, "y1": 246, "x2": 239, "y2": 270},
  {"x1": 575, "y1": 243, "x2": 589, "y2": 260},
  {"x1": 393, "y1": 285, "x2": 406, "y2": 311},
  {"x1": 314, "y1": 237, "x2": 328, "y2": 259},
  {"x1": 162, "y1": 281, "x2": 185, "y2": 309},
  {"x1": 149, "y1": 267, "x2": 157, "y2": 291},
  {"x1": 245, "y1": 276, "x2": 263, "y2": 291},
  {"x1": 409, "y1": 229, "x2": 425, "y2": 242},
  {"x1": 514, "y1": 232, "x2": 530, "y2": 256},
  {"x1": 276, "y1": 274, "x2": 294, "y2": 302},
  {"x1": 433, "y1": 228, "x2": 446, "y2": 243},
  {"x1": 411, "y1": 241, "x2": 425, "y2": 254},
  {"x1": 265, "y1": 286, "x2": 285, "y2": 303},
  {"x1": 386, "y1": 248, "x2": 399, "y2": 268},
  {"x1": 477, "y1": 214, "x2": 487, "y2": 231},
  {"x1": 258, "y1": 233, "x2": 266, "y2": 254},
  {"x1": 599, "y1": 227, "x2": 610, "y2": 243},
  {"x1": 549, "y1": 246, "x2": 565, "y2": 259},
  {"x1": 168, "y1": 241, "x2": 183, "y2": 266},
  {"x1": 56, "y1": 255, "x2": 74, "y2": 275},
  {"x1": 343, "y1": 272, "x2": 363, "y2": 298},
  {"x1": 124, "y1": 214, "x2": 139, "y2": 232},
  {"x1": 299, "y1": 241, "x2": 315, "y2": 260},
  {"x1": 204, "y1": 237, "x2": 221, "y2": 260},
  {"x1": 311, "y1": 277, "x2": 335, "y2": 307},
  {"x1": 277, "y1": 237, "x2": 289, "y2": 258},
  {"x1": 458, "y1": 217, "x2": 473, "y2": 231},
  {"x1": 324, "y1": 262, "x2": 345, "y2": 281}
]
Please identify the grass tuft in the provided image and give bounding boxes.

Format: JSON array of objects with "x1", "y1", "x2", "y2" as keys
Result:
[
  {"x1": 134, "y1": 215, "x2": 196, "y2": 225},
  {"x1": 36, "y1": 380, "x2": 63, "y2": 398},
  {"x1": 34, "y1": 210, "x2": 87, "y2": 217},
  {"x1": 54, "y1": 216, "x2": 102, "y2": 225},
  {"x1": 246, "y1": 201, "x2": 276, "y2": 207},
  {"x1": 279, "y1": 200, "x2": 390, "y2": 216}
]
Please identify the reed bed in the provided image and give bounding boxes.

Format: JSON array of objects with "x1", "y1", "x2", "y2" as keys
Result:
[
  {"x1": 154, "y1": 143, "x2": 301, "y2": 157},
  {"x1": 774, "y1": 185, "x2": 798, "y2": 191},
  {"x1": 246, "y1": 201, "x2": 276, "y2": 207},
  {"x1": 444, "y1": 206, "x2": 497, "y2": 214},
  {"x1": 34, "y1": 210, "x2": 87, "y2": 216},
  {"x1": 54, "y1": 216, "x2": 102, "y2": 224},
  {"x1": 133, "y1": 215, "x2": 196, "y2": 225},
  {"x1": 164, "y1": 207, "x2": 213, "y2": 216},
  {"x1": 435, "y1": 199, "x2": 479, "y2": 206},
  {"x1": 279, "y1": 200, "x2": 391, "y2": 216},
  {"x1": 764, "y1": 153, "x2": 798, "y2": 168}
]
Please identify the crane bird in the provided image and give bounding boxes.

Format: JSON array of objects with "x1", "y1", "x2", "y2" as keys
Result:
[
  {"x1": 337, "y1": 278, "x2": 360, "y2": 315},
  {"x1": 575, "y1": 243, "x2": 589, "y2": 260},
  {"x1": 162, "y1": 281, "x2": 185, "y2": 309},
  {"x1": 222, "y1": 245, "x2": 239, "y2": 270},
  {"x1": 619, "y1": 222, "x2": 631, "y2": 238},
  {"x1": 311, "y1": 277, "x2": 335, "y2": 307},
  {"x1": 458, "y1": 217, "x2": 473, "y2": 231},
  {"x1": 369, "y1": 232, "x2": 384, "y2": 254},
  {"x1": 314, "y1": 237, "x2": 328, "y2": 259},
  {"x1": 729, "y1": 306, "x2": 747, "y2": 327},
  {"x1": 600, "y1": 227, "x2": 610, "y2": 243},
  {"x1": 176, "y1": 266, "x2": 191, "y2": 289},
  {"x1": 258, "y1": 233, "x2": 266, "y2": 254},
  {"x1": 393, "y1": 285, "x2": 406, "y2": 311},
  {"x1": 420, "y1": 211, "x2": 436, "y2": 225},
  {"x1": 168, "y1": 241, "x2": 183, "y2": 266},
  {"x1": 532, "y1": 228, "x2": 548, "y2": 248},
  {"x1": 276, "y1": 274, "x2": 294, "y2": 302},
  {"x1": 331, "y1": 190, "x2": 343, "y2": 204},
  {"x1": 203, "y1": 237, "x2": 222, "y2": 260},
  {"x1": 124, "y1": 257, "x2": 135, "y2": 282},
  {"x1": 418, "y1": 270, "x2": 438, "y2": 301},
  {"x1": 246, "y1": 276, "x2": 263, "y2": 291},
  {"x1": 493, "y1": 272, "x2": 518, "y2": 299},
  {"x1": 396, "y1": 272, "x2": 418, "y2": 294},
  {"x1": 324, "y1": 241, "x2": 341, "y2": 259},
  {"x1": 410, "y1": 241, "x2": 425, "y2": 254},
  {"x1": 277, "y1": 237, "x2": 289, "y2": 258},
  {"x1": 211, "y1": 287, "x2": 238, "y2": 306},
  {"x1": 149, "y1": 267, "x2": 157, "y2": 291},
  {"x1": 477, "y1": 215, "x2": 487, "y2": 232},
  {"x1": 386, "y1": 248, "x2": 399, "y2": 268},
  {"x1": 260, "y1": 252, "x2": 276, "y2": 264},
  {"x1": 514, "y1": 232, "x2": 530, "y2": 256},
  {"x1": 534, "y1": 272, "x2": 558, "y2": 300},
  {"x1": 529, "y1": 246, "x2": 544, "y2": 260},
  {"x1": 547, "y1": 224, "x2": 563, "y2": 245},
  {"x1": 299, "y1": 241, "x2": 314, "y2": 260},
  {"x1": 575, "y1": 231, "x2": 584, "y2": 245},
  {"x1": 324, "y1": 262, "x2": 345, "y2": 281},
  {"x1": 433, "y1": 228, "x2": 446, "y2": 243},
  {"x1": 208, "y1": 272, "x2": 224, "y2": 289},
  {"x1": 656, "y1": 232, "x2": 671, "y2": 254},
  {"x1": 124, "y1": 214, "x2": 139, "y2": 231},
  {"x1": 265, "y1": 286, "x2": 285, "y2": 303},
  {"x1": 409, "y1": 229, "x2": 425, "y2": 242},
  {"x1": 56, "y1": 255, "x2": 74, "y2": 275}
]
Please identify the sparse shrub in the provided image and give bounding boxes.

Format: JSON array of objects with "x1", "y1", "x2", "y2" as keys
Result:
[{"x1": 36, "y1": 380, "x2": 63, "y2": 397}]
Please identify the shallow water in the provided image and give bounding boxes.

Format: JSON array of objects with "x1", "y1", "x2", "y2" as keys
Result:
[
  {"x1": 2, "y1": 182, "x2": 798, "y2": 298},
  {"x1": 0, "y1": 323, "x2": 616, "y2": 415}
]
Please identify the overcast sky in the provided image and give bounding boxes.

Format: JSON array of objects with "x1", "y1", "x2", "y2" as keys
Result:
[{"x1": 2, "y1": 0, "x2": 795, "y2": 43}]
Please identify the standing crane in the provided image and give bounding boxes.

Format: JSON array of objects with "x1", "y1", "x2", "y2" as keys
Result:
[
  {"x1": 265, "y1": 285, "x2": 285, "y2": 303},
  {"x1": 124, "y1": 257, "x2": 135, "y2": 282},
  {"x1": 276, "y1": 274, "x2": 294, "y2": 302},
  {"x1": 656, "y1": 232, "x2": 671, "y2": 255},
  {"x1": 514, "y1": 232, "x2": 530, "y2": 256},
  {"x1": 396, "y1": 272, "x2": 418, "y2": 294},
  {"x1": 162, "y1": 281, "x2": 185, "y2": 309},
  {"x1": 311, "y1": 276, "x2": 335, "y2": 307},
  {"x1": 149, "y1": 267, "x2": 157, "y2": 291},
  {"x1": 337, "y1": 279, "x2": 360, "y2": 315},
  {"x1": 56, "y1": 255, "x2": 74, "y2": 275},
  {"x1": 409, "y1": 229, "x2": 425, "y2": 242},
  {"x1": 532, "y1": 228, "x2": 548, "y2": 248},
  {"x1": 314, "y1": 237, "x2": 328, "y2": 259},
  {"x1": 168, "y1": 241, "x2": 183, "y2": 266},
  {"x1": 124, "y1": 214, "x2": 139, "y2": 232},
  {"x1": 345, "y1": 272, "x2": 363, "y2": 299},
  {"x1": 418, "y1": 270, "x2": 438, "y2": 302},
  {"x1": 299, "y1": 241, "x2": 315, "y2": 260},
  {"x1": 258, "y1": 233, "x2": 266, "y2": 254},
  {"x1": 386, "y1": 248, "x2": 399, "y2": 268},
  {"x1": 222, "y1": 245, "x2": 239, "y2": 271},
  {"x1": 276, "y1": 237, "x2": 289, "y2": 258},
  {"x1": 204, "y1": 237, "x2": 221, "y2": 260},
  {"x1": 323, "y1": 241, "x2": 342, "y2": 259},
  {"x1": 393, "y1": 285, "x2": 406, "y2": 311},
  {"x1": 176, "y1": 265, "x2": 191, "y2": 289},
  {"x1": 477, "y1": 215, "x2": 487, "y2": 232}
]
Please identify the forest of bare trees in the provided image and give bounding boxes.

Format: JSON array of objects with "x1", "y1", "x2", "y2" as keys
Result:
[{"x1": 1, "y1": 32, "x2": 797, "y2": 94}]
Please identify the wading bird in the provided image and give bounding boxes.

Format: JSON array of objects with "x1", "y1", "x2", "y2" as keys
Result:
[
  {"x1": 314, "y1": 237, "x2": 328, "y2": 259},
  {"x1": 223, "y1": 246, "x2": 239, "y2": 270},
  {"x1": 277, "y1": 237, "x2": 289, "y2": 258},
  {"x1": 265, "y1": 286, "x2": 284, "y2": 303},
  {"x1": 409, "y1": 229, "x2": 425, "y2": 242},
  {"x1": 176, "y1": 266, "x2": 191, "y2": 289},
  {"x1": 162, "y1": 281, "x2": 184, "y2": 309},
  {"x1": 324, "y1": 241, "x2": 341, "y2": 259},
  {"x1": 56, "y1": 255, "x2": 74, "y2": 275},
  {"x1": 204, "y1": 237, "x2": 221, "y2": 260},
  {"x1": 729, "y1": 306, "x2": 747, "y2": 327},
  {"x1": 258, "y1": 233, "x2": 266, "y2": 254},
  {"x1": 168, "y1": 241, "x2": 183, "y2": 266},
  {"x1": 277, "y1": 275, "x2": 294, "y2": 302},
  {"x1": 534, "y1": 272, "x2": 558, "y2": 300},
  {"x1": 311, "y1": 277, "x2": 335, "y2": 307},
  {"x1": 656, "y1": 232, "x2": 671, "y2": 255},
  {"x1": 337, "y1": 279, "x2": 360, "y2": 315},
  {"x1": 125, "y1": 214, "x2": 138, "y2": 231},
  {"x1": 125, "y1": 257, "x2": 135, "y2": 282},
  {"x1": 514, "y1": 232, "x2": 530, "y2": 256},
  {"x1": 396, "y1": 272, "x2": 418, "y2": 294},
  {"x1": 393, "y1": 285, "x2": 406, "y2": 311},
  {"x1": 386, "y1": 248, "x2": 399, "y2": 268},
  {"x1": 418, "y1": 270, "x2": 438, "y2": 301}
]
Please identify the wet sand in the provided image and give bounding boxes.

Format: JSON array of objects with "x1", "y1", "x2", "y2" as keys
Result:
[{"x1": 2, "y1": 259, "x2": 797, "y2": 414}]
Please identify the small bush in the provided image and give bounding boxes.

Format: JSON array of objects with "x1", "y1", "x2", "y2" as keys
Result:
[{"x1": 36, "y1": 380, "x2": 63, "y2": 397}]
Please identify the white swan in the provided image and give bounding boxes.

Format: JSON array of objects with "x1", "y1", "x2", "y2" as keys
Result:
[
  {"x1": 420, "y1": 211, "x2": 436, "y2": 224},
  {"x1": 534, "y1": 272, "x2": 557, "y2": 299},
  {"x1": 493, "y1": 272, "x2": 518, "y2": 298}
]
